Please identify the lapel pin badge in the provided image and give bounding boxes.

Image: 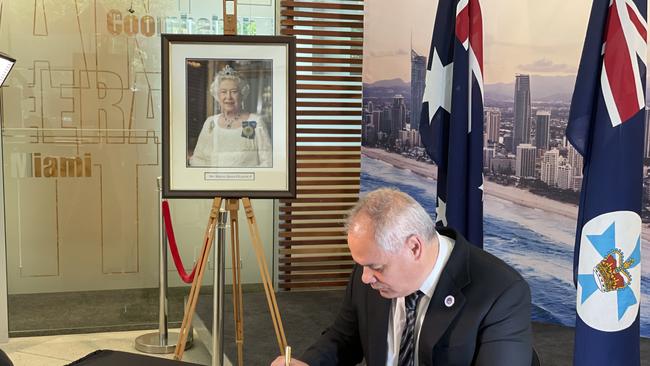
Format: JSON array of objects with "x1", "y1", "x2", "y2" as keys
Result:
[{"x1": 444, "y1": 295, "x2": 455, "y2": 308}]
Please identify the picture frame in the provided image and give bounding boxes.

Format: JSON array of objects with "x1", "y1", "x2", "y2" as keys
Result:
[{"x1": 161, "y1": 34, "x2": 296, "y2": 198}]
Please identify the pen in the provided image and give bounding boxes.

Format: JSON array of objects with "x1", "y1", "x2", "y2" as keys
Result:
[{"x1": 285, "y1": 345, "x2": 291, "y2": 366}]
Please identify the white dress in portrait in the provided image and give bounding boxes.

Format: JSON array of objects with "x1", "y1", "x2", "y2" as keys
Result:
[{"x1": 189, "y1": 113, "x2": 272, "y2": 168}]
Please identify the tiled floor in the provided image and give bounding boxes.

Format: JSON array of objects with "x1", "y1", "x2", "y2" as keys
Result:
[{"x1": 0, "y1": 329, "x2": 222, "y2": 365}]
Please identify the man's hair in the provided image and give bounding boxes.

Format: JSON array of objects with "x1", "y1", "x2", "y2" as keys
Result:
[{"x1": 346, "y1": 188, "x2": 436, "y2": 252}]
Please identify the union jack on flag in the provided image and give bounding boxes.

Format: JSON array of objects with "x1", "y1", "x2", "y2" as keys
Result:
[
  {"x1": 601, "y1": 0, "x2": 646, "y2": 127},
  {"x1": 567, "y1": 0, "x2": 646, "y2": 365},
  {"x1": 419, "y1": 0, "x2": 484, "y2": 247}
]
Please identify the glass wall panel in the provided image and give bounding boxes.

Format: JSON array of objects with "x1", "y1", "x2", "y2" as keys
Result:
[{"x1": 0, "y1": 0, "x2": 276, "y2": 337}]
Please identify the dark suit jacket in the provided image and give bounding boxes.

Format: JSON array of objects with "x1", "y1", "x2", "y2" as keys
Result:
[{"x1": 301, "y1": 227, "x2": 532, "y2": 366}]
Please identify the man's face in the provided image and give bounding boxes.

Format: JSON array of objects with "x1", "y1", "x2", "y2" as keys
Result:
[{"x1": 348, "y1": 214, "x2": 417, "y2": 299}]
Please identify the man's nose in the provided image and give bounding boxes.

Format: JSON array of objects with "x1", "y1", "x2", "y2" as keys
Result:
[{"x1": 361, "y1": 267, "x2": 376, "y2": 284}]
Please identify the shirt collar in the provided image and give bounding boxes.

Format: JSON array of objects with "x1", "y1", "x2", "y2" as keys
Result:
[{"x1": 418, "y1": 230, "x2": 454, "y2": 298}]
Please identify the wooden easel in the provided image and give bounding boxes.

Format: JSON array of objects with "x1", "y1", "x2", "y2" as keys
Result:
[{"x1": 173, "y1": 197, "x2": 288, "y2": 365}]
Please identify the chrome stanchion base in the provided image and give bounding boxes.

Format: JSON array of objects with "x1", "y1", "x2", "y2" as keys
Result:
[{"x1": 134, "y1": 331, "x2": 193, "y2": 354}]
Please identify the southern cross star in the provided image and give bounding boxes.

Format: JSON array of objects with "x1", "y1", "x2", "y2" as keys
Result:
[{"x1": 422, "y1": 48, "x2": 453, "y2": 125}]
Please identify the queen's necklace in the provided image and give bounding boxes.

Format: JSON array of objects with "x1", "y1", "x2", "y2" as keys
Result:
[{"x1": 224, "y1": 114, "x2": 241, "y2": 128}]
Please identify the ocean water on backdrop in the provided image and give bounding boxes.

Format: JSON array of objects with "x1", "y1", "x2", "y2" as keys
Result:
[{"x1": 360, "y1": 155, "x2": 650, "y2": 337}]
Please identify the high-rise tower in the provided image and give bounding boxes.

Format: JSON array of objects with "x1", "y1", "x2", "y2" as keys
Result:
[
  {"x1": 410, "y1": 50, "x2": 427, "y2": 131},
  {"x1": 535, "y1": 110, "x2": 550, "y2": 152},
  {"x1": 513, "y1": 74, "x2": 531, "y2": 152}
]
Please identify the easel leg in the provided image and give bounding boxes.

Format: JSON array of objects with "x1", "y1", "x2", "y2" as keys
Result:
[
  {"x1": 227, "y1": 199, "x2": 245, "y2": 366},
  {"x1": 241, "y1": 198, "x2": 288, "y2": 353},
  {"x1": 174, "y1": 197, "x2": 222, "y2": 360}
]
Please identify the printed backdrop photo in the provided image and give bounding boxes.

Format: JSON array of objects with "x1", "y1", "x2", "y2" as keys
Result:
[{"x1": 361, "y1": 0, "x2": 650, "y2": 337}]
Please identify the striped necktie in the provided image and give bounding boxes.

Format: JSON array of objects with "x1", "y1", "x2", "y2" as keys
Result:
[{"x1": 398, "y1": 290, "x2": 424, "y2": 366}]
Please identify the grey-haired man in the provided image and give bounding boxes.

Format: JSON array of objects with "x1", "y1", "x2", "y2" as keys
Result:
[{"x1": 272, "y1": 188, "x2": 532, "y2": 366}]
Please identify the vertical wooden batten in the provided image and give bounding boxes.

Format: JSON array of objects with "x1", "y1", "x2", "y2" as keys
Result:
[{"x1": 279, "y1": 0, "x2": 364, "y2": 290}]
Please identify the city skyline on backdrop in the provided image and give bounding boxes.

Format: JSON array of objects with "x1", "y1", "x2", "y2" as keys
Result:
[{"x1": 362, "y1": 50, "x2": 650, "y2": 221}]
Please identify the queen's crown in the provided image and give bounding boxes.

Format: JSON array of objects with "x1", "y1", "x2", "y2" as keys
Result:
[{"x1": 219, "y1": 64, "x2": 239, "y2": 77}]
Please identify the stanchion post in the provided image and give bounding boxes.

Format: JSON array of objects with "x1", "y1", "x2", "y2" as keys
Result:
[
  {"x1": 212, "y1": 209, "x2": 228, "y2": 366},
  {"x1": 158, "y1": 176, "x2": 169, "y2": 344},
  {"x1": 174, "y1": 197, "x2": 221, "y2": 360},
  {"x1": 135, "y1": 177, "x2": 192, "y2": 354}
]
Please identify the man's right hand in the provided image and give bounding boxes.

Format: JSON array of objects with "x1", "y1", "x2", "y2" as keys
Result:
[{"x1": 270, "y1": 355, "x2": 309, "y2": 366}]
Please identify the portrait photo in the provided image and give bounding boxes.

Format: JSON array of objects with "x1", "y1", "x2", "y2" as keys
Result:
[
  {"x1": 186, "y1": 59, "x2": 274, "y2": 169},
  {"x1": 162, "y1": 34, "x2": 296, "y2": 198}
]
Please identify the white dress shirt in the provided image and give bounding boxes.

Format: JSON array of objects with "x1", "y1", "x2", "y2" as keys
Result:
[{"x1": 385, "y1": 231, "x2": 455, "y2": 365}]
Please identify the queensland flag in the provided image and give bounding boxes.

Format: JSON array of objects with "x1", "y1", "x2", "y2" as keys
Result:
[
  {"x1": 419, "y1": 0, "x2": 483, "y2": 247},
  {"x1": 566, "y1": 0, "x2": 646, "y2": 364}
]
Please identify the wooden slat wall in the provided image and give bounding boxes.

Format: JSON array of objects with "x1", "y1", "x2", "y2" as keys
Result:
[{"x1": 279, "y1": 0, "x2": 364, "y2": 290}]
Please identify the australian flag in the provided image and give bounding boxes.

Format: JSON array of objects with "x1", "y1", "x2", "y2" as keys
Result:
[
  {"x1": 419, "y1": 0, "x2": 483, "y2": 247},
  {"x1": 567, "y1": 0, "x2": 646, "y2": 364}
]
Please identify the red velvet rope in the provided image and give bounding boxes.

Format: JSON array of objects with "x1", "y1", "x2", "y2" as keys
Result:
[{"x1": 162, "y1": 200, "x2": 197, "y2": 284}]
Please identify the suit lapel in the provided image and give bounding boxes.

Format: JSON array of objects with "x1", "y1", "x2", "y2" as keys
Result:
[
  {"x1": 366, "y1": 287, "x2": 391, "y2": 366},
  {"x1": 418, "y1": 229, "x2": 471, "y2": 366}
]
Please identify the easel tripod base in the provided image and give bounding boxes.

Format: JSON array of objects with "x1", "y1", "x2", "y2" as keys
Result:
[{"x1": 173, "y1": 197, "x2": 288, "y2": 365}]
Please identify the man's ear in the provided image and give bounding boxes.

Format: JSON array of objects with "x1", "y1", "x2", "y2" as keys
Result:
[{"x1": 405, "y1": 235, "x2": 423, "y2": 260}]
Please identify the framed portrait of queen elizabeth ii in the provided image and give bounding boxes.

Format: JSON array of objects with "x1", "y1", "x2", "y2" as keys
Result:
[{"x1": 161, "y1": 34, "x2": 296, "y2": 198}]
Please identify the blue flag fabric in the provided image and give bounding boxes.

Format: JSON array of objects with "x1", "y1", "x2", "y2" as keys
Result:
[
  {"x1": 419, "y1": 0, "x2": 484, "y2": 247},
  {"x1": 567, "y1": 0, "x2": 646, "y2": 364}
]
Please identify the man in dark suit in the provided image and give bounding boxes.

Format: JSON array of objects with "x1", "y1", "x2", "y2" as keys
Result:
[{"x1": 271, "y1": 188, "x2": 532, "y2": 366}]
